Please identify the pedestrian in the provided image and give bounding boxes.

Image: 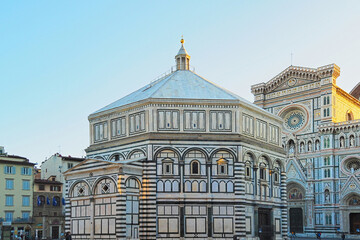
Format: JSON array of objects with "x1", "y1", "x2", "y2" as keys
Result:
[
  {"x1": 341, "y1": 232, "x2": 345, "y2": 240},
  {"x1": 65, "y1": 232, "x2": 72, "y2": 240},
  {"x1": 316, "y1": 232, "x2": 321, "y2": 239}
]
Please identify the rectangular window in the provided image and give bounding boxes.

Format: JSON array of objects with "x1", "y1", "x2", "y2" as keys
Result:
[
  {"x1": 324, "y1": 157, "x2": 330, "y2": 166},
  {"x1": 22, "y1": 196, "x2": 30, "y2": 206},
  {"x1": 4, "y1": 166, "x2": 15, "y2": 174},
  {"x1": 6, "y1": 179, "x2": 14, "y2": 190},
  {"x1": 157, "y1": 110, "x2": 180, "y2": 131},
  {"x1": 93, "y1": 121, "x2": 108, "y2": 142},
  {"x1": 21, "y1": 167, "x2": 32, "y2": 175},
  {"x1": 111, "y1": 116, "x2": 127, "y2": 137},
  {"x1": 163, "y1": 162, "x2": 173, "y2": 175},
  {"x1": 245, "y1": 166, "x2": 251, "y2": 178},
  {"x1": 242, "y1": 114, "x2": 254, "y2": 135},
  {"x1": 67, "y1": 163, "x2": 73, "y2": 169},
  {"x1": 325, "y1": 214, "x2": 332, "y2": 225},
  {"x1": 158, "y1": 218, "x2": 179, "y2": 234},
  {"x1": 129, "y1": 111, "x2": 146, "y2": 134},
  {"x1": 22, "y1": 180, "x2": 30, "y2": 190},
  {"x1": 5, "y1": 212, "x2": 13, "y2": 221},
  {"x1": 184, "y1": 110, "x2": 206, "y2": 131},
  {"x1": 269, "y1": 124, "x2": 279, "y2": 144},
  {"x1": 6, "y1": 195, "x2": 14, "y2": 206},
  {"x1": 39, "y1": 185, "x2": 45, "y2": 190},
  {"x1": 324, "y1": 169, "x2": 331, "y2": 178},
  {"x1": 256, "y1": 119, "x2": 267, "y2": 140},
  {"x1": 209, "y1": 111, "x2": 232, "y2": 131},
  {"x1": 324, "y1": 108, "x2": 330, "y2": 117},
  {"x1": 50, "y1": 186, "x2": 61, "y2": 191},
  {"x1": 22, "y1": 211, "x2": 30, "y2": 220},
  {"x1": 213, "y1": 217, "x2": 233, "y2": 234},
  {"x1": 185, "y1": 217, "x2": 206, "y2": 234}
]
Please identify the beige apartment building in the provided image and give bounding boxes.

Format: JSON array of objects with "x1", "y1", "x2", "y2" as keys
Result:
[{"x1": 0, "y1": 146, "x2": 35, "y2": 238}]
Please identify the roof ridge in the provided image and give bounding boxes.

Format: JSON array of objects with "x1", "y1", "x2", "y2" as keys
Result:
[
  {"x1": 190, "y1": 71, "x2": 240, "y2": 99},
  {"x1": 148, "y1": 71, "x2": 179, "y2": 98}
]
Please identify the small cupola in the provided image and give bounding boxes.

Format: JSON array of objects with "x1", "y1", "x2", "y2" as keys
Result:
[{"x1": 175, "y1": 38, "x2": 190, "y2": 70}]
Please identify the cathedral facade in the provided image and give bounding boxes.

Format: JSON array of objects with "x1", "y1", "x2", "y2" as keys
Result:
[
  {"x1": 64, "y1": 41, "x2": 288, "y2": 240},
  {"x1": 252, "y1": 65, "x2": 360, "y2": 238}
]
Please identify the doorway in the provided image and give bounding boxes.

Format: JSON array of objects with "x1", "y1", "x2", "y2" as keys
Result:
[
  {"x1": 289, "y1": 208, "x2": 303, "y2": 233},
  {"x1": 350, "y1": 213, "x2": 360, "y2": 234},
  {"x1": 258, "y1": 208, "x2": 273, "y2": 240},
  {"x1": 51, "y1": 226, "x2": 60, "y2": 239}
]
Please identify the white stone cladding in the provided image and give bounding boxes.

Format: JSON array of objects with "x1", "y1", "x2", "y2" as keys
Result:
[
  {"x1": 252, "y1": 63, "x2": 360, "y2": 239},
  {"x1": 65, "y1": 42, "x2": 287, "y2": 240}
]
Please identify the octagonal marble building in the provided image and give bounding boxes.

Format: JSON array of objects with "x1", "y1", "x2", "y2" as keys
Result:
[{"x1": 64, "y1": 40, "x2": 287, "y2": 240}]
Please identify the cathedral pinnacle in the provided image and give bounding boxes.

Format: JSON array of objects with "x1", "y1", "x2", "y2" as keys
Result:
[{"x1": 175, "y1": 37, "x2": 190, "y2": 70}]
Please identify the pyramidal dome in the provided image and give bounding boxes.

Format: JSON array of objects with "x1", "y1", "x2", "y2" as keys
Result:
[{"x1": 93, "y1": 39, "x2": 258, "y2": 115}]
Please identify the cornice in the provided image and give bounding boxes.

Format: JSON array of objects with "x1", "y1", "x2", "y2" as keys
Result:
[
  {"x1": 319, "y1": 119, "x2": 360, "y2": 133},
  {"x1": 251, "y1": 64, "x2": 340, "y2": 95},
  {"x1": 335, "y1": 85, "x2": 360, "y2": 107}
]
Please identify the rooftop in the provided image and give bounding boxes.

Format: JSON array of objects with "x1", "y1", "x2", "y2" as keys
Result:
[{"x1": 91, "y1": 40, "x2": 268, "y2": 116}]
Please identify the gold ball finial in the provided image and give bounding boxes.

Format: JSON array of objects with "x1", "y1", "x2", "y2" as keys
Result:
[{"x1": 180, "y1": 36, "x2": 184, "y2": 44}]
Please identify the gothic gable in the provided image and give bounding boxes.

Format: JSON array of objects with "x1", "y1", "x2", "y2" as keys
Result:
[
  {"x1": 286, "y1": 159, "x2": 306, "y2": 183},
  {"x1": 341, "y1": 175, "x2": 360, "y2": 199}
]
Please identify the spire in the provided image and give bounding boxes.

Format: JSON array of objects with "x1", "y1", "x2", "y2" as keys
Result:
[{"x1": 175, "y1": 37, "x2": 190, "y2": 70}]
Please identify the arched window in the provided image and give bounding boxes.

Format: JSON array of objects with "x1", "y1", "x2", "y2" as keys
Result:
[
  {"x1": 350, "y1": 135, "x2": 355, "y2": 147},
  {"x1": 71, "y1": 181, "x2": 90, "y2": 197},
  {"x1": 53, "y1": 196, "x2": 61, "y2": 206},
  {"x1": 307, "y1": 141, "x2": 312, "y2": 152},
  {"x1": 315, "y1": 140, "x2": 320, "y2": 151},
  {"x1": 288, "y1": 140, "x2": 295, "y2": 154},
  {"x1": 191, "y1": 160, "x2": 200, "y2": 175},
  {"x1": 324, "y1": 189, "x2": 330, "y2": 203},
  {"x1": 340, "y1": 136, "x2": 345, "y2": 148},
  {"x1": 37, "y1": 195, "x2": 45, "y2": 206},
  {"x1": 300, "y1": 142, "x2": 305, "y2": 153},
  {"x1": 94, "y1": 178, "x2": 116, "y2": 195},
  {"x1": 245, "y1": 153, "x2": 254, "y2": 179},
  {"x1": 273, "y1": 161, "x2": 282, "y2": 185},
  {"x1": 259, "y1": 156, "x2": 268, "y2": 181}
]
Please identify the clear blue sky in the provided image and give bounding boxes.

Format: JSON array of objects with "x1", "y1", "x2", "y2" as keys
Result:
[{"x1": 1, "y1": 1, "x2": 359, "y2": 165}]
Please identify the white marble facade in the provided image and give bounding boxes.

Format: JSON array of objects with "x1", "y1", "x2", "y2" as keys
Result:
[
  {"x1": 252, "y1": 64, "x2": 360, "y2": 238},
  {"x1": 64, "y1": 41, "x2": 287, "y2": 240}
]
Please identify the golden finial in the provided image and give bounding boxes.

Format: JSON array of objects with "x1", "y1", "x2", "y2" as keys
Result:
[{"x1": 180, "y1": 35, "x2": 184, "y2": 44}]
